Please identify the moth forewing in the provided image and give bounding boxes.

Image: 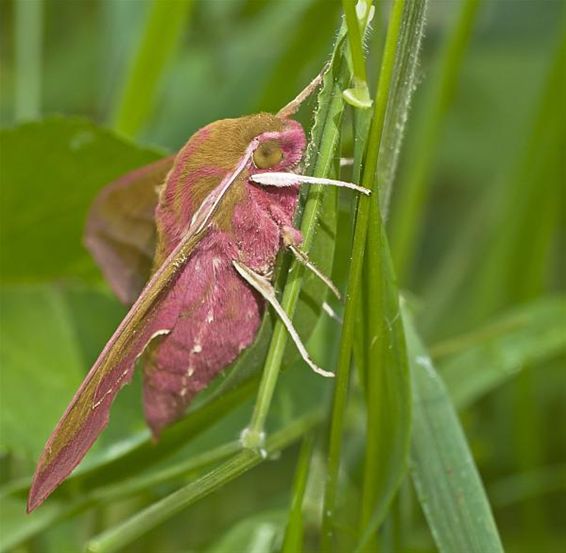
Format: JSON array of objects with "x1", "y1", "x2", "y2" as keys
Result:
[{"x1": 27, "y1": 153, "x2": 257, "y2": 512}]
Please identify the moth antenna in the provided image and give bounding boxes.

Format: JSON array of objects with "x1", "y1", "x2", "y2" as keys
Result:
[
  {"x1": 232, "y1": 260, "x2": 334, "y2": 378},
  {"x1": 251, "y1": 172, "x2": 371, "y2": 196},
  {"x1": 277, "y1": 67, "x2": 328, "y2": 118},
  {"x1": 288, "y1": 244, "x2": 341, "y2": 300}
]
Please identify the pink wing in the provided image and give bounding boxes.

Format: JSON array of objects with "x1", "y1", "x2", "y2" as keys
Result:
[
  {"x1": 84, "y1": 156, "x2": 175, "y2": 305},
  {"x1": 27, "y1": 143, "x2": 257, "y2": 512},
  {"x1": 27, "y1": 219, "x2": 205, "y2": 512}
]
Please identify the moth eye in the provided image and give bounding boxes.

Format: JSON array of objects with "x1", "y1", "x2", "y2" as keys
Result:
[{"x1": 253, "y1": 141, "x2": 283, "y2": 169}]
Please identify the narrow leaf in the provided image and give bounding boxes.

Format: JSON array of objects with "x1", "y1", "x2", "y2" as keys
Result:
[
  {"x1": 322, "y1": 1, "x2": 408, "y2": 548},
  {"x1": 358, "y1": 215, "x2": 411, "y2": 544},
  {"x1": 436, "y1": 296, "x2": 566, "y2": 408},
  {"x1": 281, "y1": 434, "x2": 315, "y2": 553},
  {"x1": 403, "y1": 305, "x2": 504, "y2": 553},
  {"x1": 390, "y1": 0, "x2": 483, "y2": 282},
  {"x1": 243, "y1": 28, "x2": 349, "y2": 442},
  {"x1": 378, "y1": 0, "x2": 428, "y2": 218},
  {"x1": 113, "y1": 0, "x2": 194, "y2": 137}
]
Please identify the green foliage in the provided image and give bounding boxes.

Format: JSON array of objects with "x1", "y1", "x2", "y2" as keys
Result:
[
  {"x1": 0, "y1": 1, "x2": 563, "y2": 552},
  {"x1": 0, "y1": 118, "x2": 162, "y2": 282},
  {"x1": 0, "y1": 286, "x2": 84, "y2": 462},
  {"x1": 404, "y1": 306, "x2": 504, "y2": 553},
  {"x1": 437, "y1": 296, "x2": 566, "y2": 409},
  {"x1": 112, "y1": 0, "x2": 195, "y2": 138}
]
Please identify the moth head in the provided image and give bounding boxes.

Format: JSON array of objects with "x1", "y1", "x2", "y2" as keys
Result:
[{"x1": 251, "y1": 119, "x2": 305, "y2": 173}]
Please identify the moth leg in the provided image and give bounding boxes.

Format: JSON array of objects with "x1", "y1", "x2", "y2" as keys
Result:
[
  {"x1": 286, "y1": 242, "x2": 341, "y2": 300},
  {"x1": 279, "y1": 224, "x2": 341, "y2": 300},
  {"x1": 322, "y1": 301, "x2": 343, "y2": 324},
  {"x1": 232, "y1": 260, "x2": 334, "y2": 378},
  {"x1": 251, "y1": 172, "x2": 371, "y2": 195}
]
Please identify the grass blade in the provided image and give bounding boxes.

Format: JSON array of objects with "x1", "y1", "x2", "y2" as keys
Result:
[
  {"x1": 421, "y1": 19, "x2": 565, "y2": 339},
  {"x1": 242, "y1": 27, "x2": 349, "y2": 447},
  {"x1": 112, "y1": 0, "x2": 194, "y2": 137},
  {"x1": 378, "y1": 0, "x2": 428, "y2": 218},
  {"x1": 435, "y1": 296, "x2": 566, "y2": 408},
  {"x1": 281, "y1": 434, "x2": 315, "y2": 553},
  {"x1": 0, "y1": 441, "x2": 241, "y2": 551},
  {"x1": 86, "y1": 411, "x2": 322, "y2": 553},
  {"x1": 358, "y1": 215, "x2": 411, "y2": 548},
  {"x1": 357, "y1": 2, "x2": 429, "y2": 543},
  {"x1": 321, "y1": 1, "x2": 407, "y2": 549},
  {"x1": 468, "y1": 30, "x2": 565, "y2": 321},
  {"x1": 489, "y1": 464, "x2": 566, "y2": 509},
  {"x1": 389, "y1": 0, "x2": 482, "y2": 283},
  {"x1": 402, "y1": 305, "x2": 504, "y2": 553},
  {"x1": 14, "y1": 0, "x2": 43, "y2": 121}
]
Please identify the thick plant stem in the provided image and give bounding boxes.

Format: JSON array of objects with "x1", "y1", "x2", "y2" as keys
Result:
[{"x1": 320, "y1": 1, "x2": 406, "y2": 551}]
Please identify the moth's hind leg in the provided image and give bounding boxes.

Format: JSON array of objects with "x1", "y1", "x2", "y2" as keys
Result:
[{"x1": 232, "y1": 260, "x2": 334, "y2": 378}]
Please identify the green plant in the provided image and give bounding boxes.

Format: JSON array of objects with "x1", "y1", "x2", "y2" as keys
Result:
[{"x1": 1, "y1": 1, "x2": 564, "y2": 552}]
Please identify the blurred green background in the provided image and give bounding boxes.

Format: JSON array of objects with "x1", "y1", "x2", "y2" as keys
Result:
[{"x1": 0, "y1": 1, "x2": 564, "y2": 552}]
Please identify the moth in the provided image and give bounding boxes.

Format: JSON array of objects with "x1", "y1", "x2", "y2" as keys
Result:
[{"x1": 27, "y1": 75, "x2": 369, "y2": 512}]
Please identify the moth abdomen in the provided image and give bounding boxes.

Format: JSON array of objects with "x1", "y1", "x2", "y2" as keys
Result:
[{"x1": 142, "y1": 244, "x2": 264, "y2": 435}]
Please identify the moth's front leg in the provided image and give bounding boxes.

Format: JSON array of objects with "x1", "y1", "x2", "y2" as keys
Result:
[
  {"x1": 279, "y1": 223, "x2": 341, "y2": 301},
  {"x1": 268, "y1": 204, "x2": 340, "y2": 300}
]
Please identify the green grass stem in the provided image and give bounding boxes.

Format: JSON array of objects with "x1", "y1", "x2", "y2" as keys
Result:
[
  {"x1": 342, "y1": 0, "x2": 372, "y2": 108},
  {"x1": 86, "y1": 410, "x2": 322, "y2": 553},
  {"x1": 320, "y1": 2, "x2": 406, "y2": 550},
  {"x1": 242, "y1": 30, "x2": 349, "y2": 449},
  {"x1": 281, "y1": 434, "x2": 315, "y2": 553}
]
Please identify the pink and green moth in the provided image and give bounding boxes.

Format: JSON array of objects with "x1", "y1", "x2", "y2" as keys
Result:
[{"x1": 27, "y1": 75, "x2": 369, "y2": 512}]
